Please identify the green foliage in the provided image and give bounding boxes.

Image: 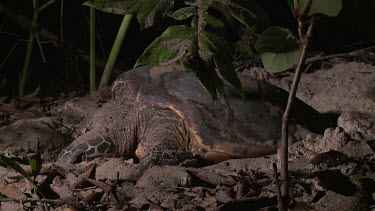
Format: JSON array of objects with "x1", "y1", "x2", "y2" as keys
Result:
[
  {"x1": 0, "y1": 155, "x2": 37, "y2": 191},
  {"x1": 257, "y1": 0, "x2": 343, "y2": 73},
  {"x1": 255, "y1": 26, "x2": 301, "y2": 73},
  {"x1": 85, "y1": 0, "x2": 269, "y2": 98},
  {"x1": 84, "y1": 0, "x2": 174, "y2": 29},
  {"x1": 200, "y1": 31, "x2": 244, "y2": 97},
  {"x1": 18, "y1": 0, "x2": 58, "y2": 97},
  {"x1": 219, "y1": 0, "x2": 269, "y2": 33},
  {"x1": 287, "y1": 0, "x2": 343, "y2": 17},
  {"x1": 19, "y1": 0, "x2": 39, "y2": 97},
  {"x1": 135, "y1": 26, "x2": 195, "y2": 67},
  {"x1": 180, "y1": 57, "x2": 225, "y2": 98},
  {"x1": 170, "y1": 7, "x2": 195, "y2": 21},
  {"x1": 28, "y1": 150, "x2": 42, "y2": 178}
]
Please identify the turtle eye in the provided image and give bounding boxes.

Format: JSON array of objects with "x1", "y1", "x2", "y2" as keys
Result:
[
  {"x1": 111, "y1": 80, "x2": 137, "y2": 102},
  {"x1": 111, "y1": 80, "x2": 126, "y2": 101}
]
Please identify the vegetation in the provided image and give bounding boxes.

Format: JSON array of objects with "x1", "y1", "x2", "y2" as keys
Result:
[
  {"x1": 256, "y1": 1, "x2": 343, "y2": 209},
  {"x1": 0, "y1": 0, "x2": 374, "y2": 209},
  {"x1": 0, "y1": 154, "x2": 37, "y2": 191},
  {"x1": 0, "y1": 0, "x2": 373, "y2": 96}
]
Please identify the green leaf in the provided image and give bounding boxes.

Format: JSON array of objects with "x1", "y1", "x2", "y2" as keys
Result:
[
  {"x1": 179, "y1": 57, "x2": 224, "y2": 99},
  {"x1": 204, "y1": 13, "x2": 225, "y2": 29},
  {"x1": 232, "y1": 41, "x2": 253, "y2": 61},
  {"x1": 184, "y1": 0, "x2": 196, "y2": 6},
  {"x1": 137, "y1": 0, "x2": 174, "y2": 28},
  {"x1": 233, "y1": 41, "x2": 251, "y2": 54},
  {"x1": 170, "y1": 7, "x2": 195, "y2": 20},
  {"x1": 202, "y1": 0, "x2": 214, "y2": 10},
  {"x1": 29, "y1": 153, "x2": 42, "y2": 177},
  {"x1": 84, "y1": 0, "x2": 174, "y2": 29},
  {"x1": 288, "y1": 0, "x2": 343, "y2": 17},
  {"x1": 0, "y1": 155, "x2": 37, "y2": 191},
  {"x1": 135, "y1": 26, "x2": 195, "y2": 67},
  {"x1": 216, "y1": 0, "x2": 270, "y2": 32},
  {"x1": 255, "y1": 26, "x2": 302, "y2": 73},
  {"x1": 200, "y1": 31, "x2": 243, "y2": 96},
  {"x1": 84, "y1": 0, "x2": 135, "y2": 14}
]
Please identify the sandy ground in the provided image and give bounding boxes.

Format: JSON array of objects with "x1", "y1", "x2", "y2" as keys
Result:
[{"x1": 0, "y1": 61, "x2": 374, "y2": 210}]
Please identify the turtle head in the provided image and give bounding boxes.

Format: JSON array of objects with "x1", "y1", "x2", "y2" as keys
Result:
[{"x1": 111, "y1": 66, "x2": 152, "y2": 104}]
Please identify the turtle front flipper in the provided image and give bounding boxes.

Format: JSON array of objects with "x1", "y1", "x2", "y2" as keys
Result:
[
  {"x1": 133, "y1": 107, "x2": 194, "y2": 166},
  {"x1": 58, "y1": 134, "x2": 114, "y2": 164}
]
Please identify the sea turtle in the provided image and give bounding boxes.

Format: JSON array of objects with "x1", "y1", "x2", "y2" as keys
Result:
[{"x1": 58, "y1": 65, "x2": 328, "y2": 165}]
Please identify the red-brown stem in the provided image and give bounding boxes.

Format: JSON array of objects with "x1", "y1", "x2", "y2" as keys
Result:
[{"x1": 280, "y1": 17, "x2": 316, "y2": 207}]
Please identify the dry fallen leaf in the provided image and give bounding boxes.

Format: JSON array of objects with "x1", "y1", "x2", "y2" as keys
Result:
[{"x1": 0, "y1": 183, "x2": 27, "y2": 199}]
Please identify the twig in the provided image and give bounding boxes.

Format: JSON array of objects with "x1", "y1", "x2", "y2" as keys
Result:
[
  {"x1": 0, "y1": 197, "x2": 66, "y2": 205},
  {"x1": 280, "y1": 16, "x2": 317, "y2": 208},
  {"x1": 273, "y1": 163, "x2": 285, "y2": 211},
  {"x1": 60, "y1": 0, "x2": 64, "y2": 47},
  {"x1": 85, "y1": 177, "x2": 120, "y2": 205},
  {"x1": 0, "y1": 3, "x2": 122, "y2": 74},
  {"x1": 305, "y1": 45, "x2": 375, "y2": 64},
  {"x1": 35, "y1": 32, "x2": 46, "y2": 63}
]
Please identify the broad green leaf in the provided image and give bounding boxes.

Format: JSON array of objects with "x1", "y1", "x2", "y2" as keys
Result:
[
  {"x1": 137, "y1": 0, "x2": 174, "y2": 28},
  {"x1": 233, "y1": 41, "x2": 253, "y2": 61},
  {"x1": 180, "y1": 57, "x2": 224, "y2": 99},
  {"x1": 216, "y1": 0, "x2": 270, "y2": 32},
  {"x1": 170, "y1": 7, "x2": 195, "y2": 20},
  {"x1": 184, "y1": 0, "x2": 213, "y2": 8},
  {"x1": 84, "y1": 0, "x2": 174, "y2": 29},
  {"x1": 184, "y1": 0, "x2": 196, "y2": 6},
  {"x1": 84, "y1": 0, "x2": 136, "y2": 14},
  {"x1": 204, "y1": 13, "x2": 225, "y2": 29},
  {"x1": 233, "y1": 41, "x2": 251, "y2": 54},
  {"x1": 287, "y1": 0, "x2": 296, "y2": 17},
  {"x1": 0, "y1": 155, "x2": 37, "y2": 191},
  {"x1": 255, "y1": 26, "x2": 302, "y2": 73},
  {"x1": 135, "y1": 26, "x2": 195, "y2": 67},
  {"x1": 287, "y1": 0, "x2": 342, "y2": 17},
  {"x1": 200, "y1": 31, "x2": 243, "y2": 97}
]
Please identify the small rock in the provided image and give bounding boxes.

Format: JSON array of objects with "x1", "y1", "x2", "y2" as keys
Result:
[
  {"x1": 215, "y1": 190, "x2": 232, "y2": 203},
  {"x1": 340, "y1": 140, "x2": 375, "y2": 158},
  {"x1": 310, "y1": 151, "x2": 350, "y2": 168},
  {"x1": 338, "y1": 112, "x2": 375, "y2": 141},
  {"x1": 313, "y1": 190, "x2": 369, "y2": 211},
  {"x1": 302, "y1": 127, "x2": 349, "y2": 154}
]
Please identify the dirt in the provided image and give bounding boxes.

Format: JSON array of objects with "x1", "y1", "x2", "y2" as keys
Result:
[{"x1": 0, "y1": 61, "x2": 374, "y2": 210}]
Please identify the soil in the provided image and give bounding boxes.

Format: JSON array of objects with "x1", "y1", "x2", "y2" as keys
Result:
[{"x1": 0, "y1": 61, "x2": 374, "y2": 210}]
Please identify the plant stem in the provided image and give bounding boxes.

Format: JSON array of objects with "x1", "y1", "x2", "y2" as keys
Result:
[
  {"x1": 89, "y1": 6, "x2": 96, "y2": 93},
  {"x1": 98, "y1": 14, "x2": 133, "y2": 90},
  {"x1": 280, "y1": 17, "x2": 316, "y2": 208},
  {"x1": 274, "y1": 163, "x2": 286, "y2": 211},
  {"x1": 19, "y1": 0, "x2": 39, "y2": 97}
]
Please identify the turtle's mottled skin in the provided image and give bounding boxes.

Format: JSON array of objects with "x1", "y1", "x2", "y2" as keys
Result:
[{"x1": 58, "y1": 65, "x2": 325, "y2": 165}]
